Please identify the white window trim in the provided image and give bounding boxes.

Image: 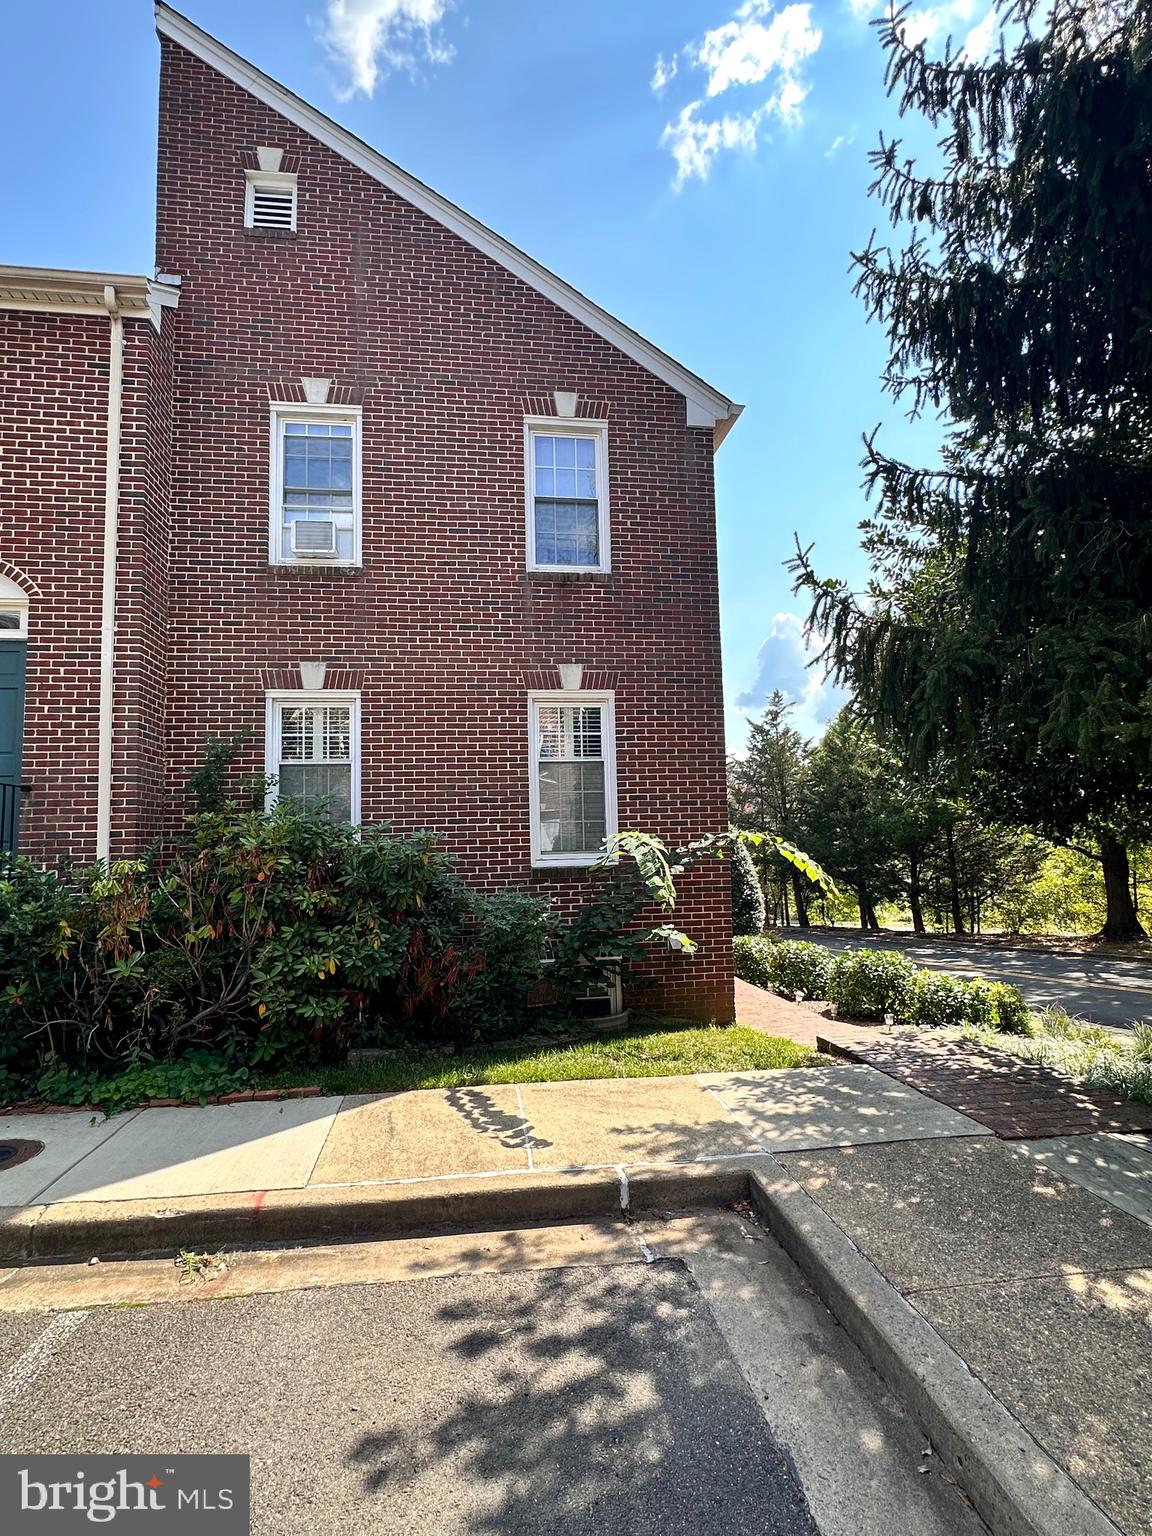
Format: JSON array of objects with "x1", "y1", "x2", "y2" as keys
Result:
[
  {"x1": 244, "y1": 168, "x2": 298, "y2": 231},
  {"x1": 268, "y1": 403, "x2": 363, "y2": 568},
  {"x1": 264, "y1": 689, "x2": 362, "y2": 825},
  {"x1": 527, "y1": 690, "x2": 618, "y2": 868},
  {"x1": 524, "y1": 417, "x2": 611, "y2": 575},
  {"x1": 0, "y1": 604, "x2": 28, "y2": 640}
]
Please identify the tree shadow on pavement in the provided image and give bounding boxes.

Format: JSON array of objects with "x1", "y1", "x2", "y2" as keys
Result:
[{"x1": 347, "y1": 1260, "x2": 819, "y2": 1536}]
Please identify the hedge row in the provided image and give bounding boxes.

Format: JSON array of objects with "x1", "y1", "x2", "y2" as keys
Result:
[{"x1": 733, "y1": 936, "x2": 1033, "y2": 1034}]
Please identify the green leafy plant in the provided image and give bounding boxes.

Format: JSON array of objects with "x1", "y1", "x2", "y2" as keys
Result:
[
  {"x1": 828, "y1": 947, "x2": 916, "y2": 1020},
  {"x1": 733, "y1": 935, "x2": 776, "y2": 990},
  {"x1": 175, "y1": 1249, "x2": 230, "y2": 1284},
  {"x1": 763, "y1": 940, "x2": 833, "y2": 1001}
]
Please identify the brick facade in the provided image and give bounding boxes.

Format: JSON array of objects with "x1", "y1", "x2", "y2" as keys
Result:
[{"x1": 0, "y1": 12, "x2": 738, "y2": 1022}]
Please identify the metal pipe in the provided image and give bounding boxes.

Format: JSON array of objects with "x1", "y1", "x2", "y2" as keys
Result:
[{"x1": 96, "y1": 284, "x2": 123, "y2": 863}]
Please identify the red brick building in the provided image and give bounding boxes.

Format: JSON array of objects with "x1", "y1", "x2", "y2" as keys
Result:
[{"x1": 0, "y1": 5, "x2": 742, "y2": 1020}]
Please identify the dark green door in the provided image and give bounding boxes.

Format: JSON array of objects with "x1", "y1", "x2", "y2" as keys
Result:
[{"x1": 0, "y1": 642, "x2": 26, "y2": 852}]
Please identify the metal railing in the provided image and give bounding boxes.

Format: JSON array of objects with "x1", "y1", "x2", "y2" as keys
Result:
[{"x1": 0, "y1": 781, "x2": 26, "y2": 858}]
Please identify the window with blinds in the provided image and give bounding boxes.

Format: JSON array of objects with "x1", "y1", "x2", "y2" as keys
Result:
[
  {"x1": 267, "y1": 697, "x2": 359, "y2": 823},
  {"x1": 530, "y1": 695, "x2": 617, "y2": 863}
]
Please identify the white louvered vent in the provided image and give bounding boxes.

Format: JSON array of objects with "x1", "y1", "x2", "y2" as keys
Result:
[
  {"x1": 245, "y1": 172, "x2": 297, "y2": 231},
  {"x1": 291, "y1": 519, "x2": 337, "y2": 557}
]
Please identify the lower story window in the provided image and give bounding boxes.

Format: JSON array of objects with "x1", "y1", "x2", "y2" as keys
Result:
[
  {"x1": 529, "y1": 692, "x2": 617, "y2": 866},
  {"x1": 265, "y1": 692, "x2": 360, "y2": 824}
]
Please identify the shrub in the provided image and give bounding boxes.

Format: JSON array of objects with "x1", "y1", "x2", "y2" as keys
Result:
[
  {"x1": 985, "y1": 981, "x2": 1034, "y2": 1035},
  {"x1": 899, "y1": 971, "x2": 1033, "y2": 1033},
  {"x1": 765, "y1": 940, "x2": 833, "y2": 1000},
  {"x1": 730, "y1": 836, "x2": 766, "y2": 937},
  {"x1": 733, "y1": 935, "x2": 776, "y2": 989},
  {"x1": 828, "y1": 948, "x2": 916, "y2": 1020},
  {"x1": 0, "y1": 807, "x2": 560, "y2": 1080}
]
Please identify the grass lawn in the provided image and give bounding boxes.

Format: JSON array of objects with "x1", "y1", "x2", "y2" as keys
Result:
[{"x1": 263, "y1": 1023, "x2": 822, "y2": 1096}]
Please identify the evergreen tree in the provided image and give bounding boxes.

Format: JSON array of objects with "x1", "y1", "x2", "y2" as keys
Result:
[
  {"x1": 729, "y1": 833, "x2": 768, "y2": 936},
  {"x1": 792, "y1": 0, "x2": 1152, "y2": 939},
  {"x1": 728, "y1": 692, "x2": 813, "y2": 926},
  {"x1": 801, "y1": 712, "x2": 906, "y2": 928}
]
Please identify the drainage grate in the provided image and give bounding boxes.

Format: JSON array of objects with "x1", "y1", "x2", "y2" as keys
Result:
[{"x1": 0, "y1": 1139, "x2": 44, "y2": 1171}]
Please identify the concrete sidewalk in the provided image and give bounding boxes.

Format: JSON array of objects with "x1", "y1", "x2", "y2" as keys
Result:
[
  {"x1": 1, "y1": 1064, "x2": 987, "y2": 1209},
  {"x1": 3, "y1": 1062, "x2": 1151, "y2": 1533}
]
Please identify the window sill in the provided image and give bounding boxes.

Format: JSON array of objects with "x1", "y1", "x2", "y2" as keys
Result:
[
  {"x1": 526, "y1": 569, "x2": 613, "y2": 585},
  {"x1": 243, "y1": 227, "x2": 298, "y2": 239},
  {"x1": 267, "y1": 563, "x2": 363, "y2": 579},
  {"x1": 530, "y1": 857, "x2": 603, "y2": 874}
]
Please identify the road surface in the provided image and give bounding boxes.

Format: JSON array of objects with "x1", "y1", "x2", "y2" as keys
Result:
[
  {"x1": 0, "y1": 1217, "x2": 982, "y2": 1536},
  {"x1": 798, "y1": 930, "x2": 1152, "y2": 1030}
]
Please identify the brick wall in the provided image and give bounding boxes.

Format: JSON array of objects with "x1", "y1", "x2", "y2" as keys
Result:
[
  {"x1": 155, "y1": 38, "x2": 733, "y2": 1020},
  {"x1": 0, "y1": 307, "x2": 171, "y2": 865}
]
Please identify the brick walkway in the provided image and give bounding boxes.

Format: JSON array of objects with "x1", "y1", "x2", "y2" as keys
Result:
[{"x1": 734, "y1": 978, "x2": 1152, "y2": 1139}]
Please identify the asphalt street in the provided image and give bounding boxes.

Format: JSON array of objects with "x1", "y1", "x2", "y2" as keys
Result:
[
  {"x1": 800, "y1": 930, "x2": 1152, "y2": 1030},
  {"x1": 0, "y1": 1221, "x2": 985, "y2": 1536}
]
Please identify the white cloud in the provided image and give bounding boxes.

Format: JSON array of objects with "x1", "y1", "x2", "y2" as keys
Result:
[
  {"x1": 692, "y1": 1, "x2": 822, "y2": 98},
  {"x1": 733, "y1": 612, "x2": 847, "y2": 739},
  {"x1": 662, "y1": 101, "x2": 771, "y2": 186},
  {"x1": 322, "y1": 0, "x2": 454, "y2": 99},
  {"x1": 894, "y1": 0, "x2": 998, "y2": 56},
  {"x1": 655, "y1": 2, "x2": 822, "y2": 188},
  {"x1": 651, "y1": 53, "x2": 678, "y2": 94},
  {"x1": 824, "y1": 127, "x2": 856, "y2": 158},
  {"x1": 962, "y1": 6, "x2": 998, "y2": 57}
]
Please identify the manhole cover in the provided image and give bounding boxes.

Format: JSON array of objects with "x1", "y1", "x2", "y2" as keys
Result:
[{"x1": 0, "y1": 1139, "x2": 44, "y2": 1171}]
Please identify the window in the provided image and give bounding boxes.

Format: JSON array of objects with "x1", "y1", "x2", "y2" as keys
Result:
[
  {"x1": 528, "y1": 692, "x2": 617, "y2": 866},
  {"x1": 265, "y1": 692, "x2": 360, "y2": 824},
  {"x1": 269, "y1": 405, "x2": 361, "y2": 566},
  {"x1": 0, "y1": 577, "x2": 28, "y2": 639},
  {"x1": 245, "y1": 171, "x2": 297, "y2": 231},
  {"x1": 525, "y1": 420, "x2": 609, "y2": 573}
]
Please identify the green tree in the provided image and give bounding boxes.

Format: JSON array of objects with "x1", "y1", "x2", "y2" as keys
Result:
[
  {"x1": 729, "y1": 833, "x2": 767, "y2": 936},
  {"x1": 792, "y1": 0, "x2": 1152, "y2": 939},
  {"x1": 801, "y1": 712, "x2": 906, "y2": 929},
  {"x1": 728, "y1": 692, "x2": 814, "y2": 926}
]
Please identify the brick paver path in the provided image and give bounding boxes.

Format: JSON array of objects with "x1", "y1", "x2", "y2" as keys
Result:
[{"x1": 734, "y1": 977, "x2": 1152, "y2": 1139}]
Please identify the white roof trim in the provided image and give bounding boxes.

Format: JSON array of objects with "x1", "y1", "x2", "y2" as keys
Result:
[
  {"x1": 154, "y1": 3, "x2": 742, "y2": 446},
  {"x1": 0, "y1": 265, "x2": 180, "y2": 331}
]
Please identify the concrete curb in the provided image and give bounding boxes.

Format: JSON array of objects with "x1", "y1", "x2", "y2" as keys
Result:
[
  {"x1": 747, "y1": 1159, "x2": 1124, "y2": 1536},
  {"x1": 0, "y1": 1159, "x2": 758, "y2": 1264}
]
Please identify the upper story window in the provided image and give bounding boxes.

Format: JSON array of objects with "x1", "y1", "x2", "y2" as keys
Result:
[
  {"x1": 245, "y1": 170, "x2": 298, "y2": 231},
  {"x1": 265, "y1": 692, "x2": 360, "y2": 824},
  {"x1": 525, "y1": 420, "x2": 610, "y2": 574},
  {"x1": 269, "y1": 405, "x2": 362, "y2": 567},
  {"x1": 528, "y1": 692, "x2": 617, "y2": 866}
]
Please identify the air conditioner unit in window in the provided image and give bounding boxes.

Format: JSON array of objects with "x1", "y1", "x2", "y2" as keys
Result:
[{"x1": 291, "y1": 519, "x2": 338, "y2": 557}]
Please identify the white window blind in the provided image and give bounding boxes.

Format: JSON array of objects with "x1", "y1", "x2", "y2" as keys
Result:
[
  {"x1": 272, "y1": 701, "x2": 355, "y2": 823},
  {"x1": 533, "y1": 700, "x2": 613, "y2": 859}
]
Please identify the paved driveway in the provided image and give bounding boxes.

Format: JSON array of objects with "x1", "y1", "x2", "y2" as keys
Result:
[
  {"x1": 800, "y1": 930, "x2": 1152, "y2": 1030},
  {"x1": 0, "y1": 1217, "x2": 984, "y2": 1536}
]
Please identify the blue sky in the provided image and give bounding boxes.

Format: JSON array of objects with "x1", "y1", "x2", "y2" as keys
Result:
[{"x1": 0, "y1": 0, "x2": 983, "y2": 745}]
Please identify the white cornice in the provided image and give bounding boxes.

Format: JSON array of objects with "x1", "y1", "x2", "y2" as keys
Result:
[
  {"x1": 154, "y1": 3, "x2": 743, "y2": 446},
  {"x1": 0, "y1": 266, "x2": 180, "y2": 331}
]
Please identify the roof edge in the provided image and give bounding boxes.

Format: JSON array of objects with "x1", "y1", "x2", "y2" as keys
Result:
[
  {"x1": 0, "y1": 265, "x2": 179, "y2": 330},
  {"x1": 154, "y1": 3, "x2": 743, "y2": 444}
]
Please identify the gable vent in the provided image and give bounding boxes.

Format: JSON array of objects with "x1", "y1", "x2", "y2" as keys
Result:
[{"x1": 245, "y1": 171, "x2": 298, "y2": 232}]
